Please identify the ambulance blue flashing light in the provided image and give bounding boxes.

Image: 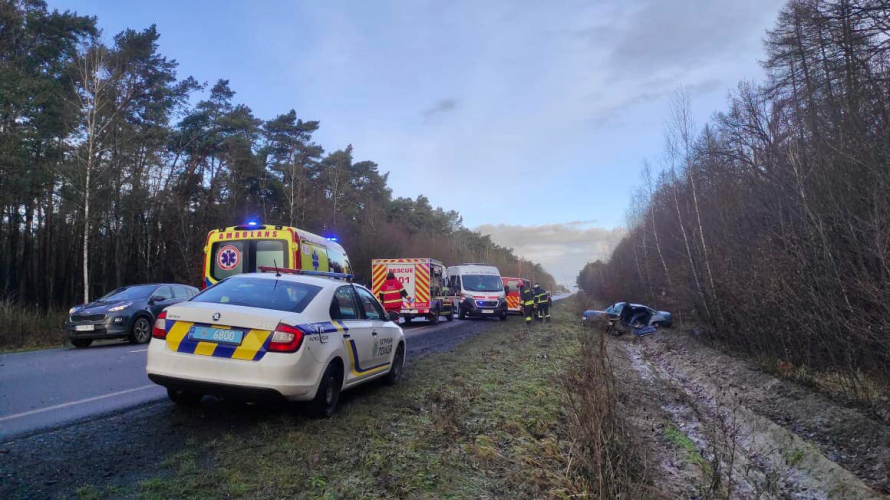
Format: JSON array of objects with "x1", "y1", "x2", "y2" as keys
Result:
[
  {"x1": 247, "y1": 220, "x2": 258, "y2": 227},
  {"x1": 326, "y1": 236, "x2": 339, "y2": 242}
]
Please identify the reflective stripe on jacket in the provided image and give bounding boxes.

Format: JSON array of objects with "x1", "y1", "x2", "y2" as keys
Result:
[
  {"x1": 521, "y1": 289, "x2": 536, "y2": 306},
  {"x1": 379, "y1": 279, "x2": 406, "y2": 310}
]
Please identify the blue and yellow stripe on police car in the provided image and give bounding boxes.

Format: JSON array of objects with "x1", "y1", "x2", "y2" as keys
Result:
[
  {"x1": 296, "y1": 320, "x2": 389, "y2": 376},
  {"x1": 165, "y1": 320, "x2": 273, "y2": 361}
]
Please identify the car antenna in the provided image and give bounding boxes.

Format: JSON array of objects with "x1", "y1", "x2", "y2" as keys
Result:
[{"x1": 273, "y1": 259, "x2": 281, "y2": 277}]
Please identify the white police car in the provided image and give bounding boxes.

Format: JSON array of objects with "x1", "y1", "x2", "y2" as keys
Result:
[{"x1": 146, "y1": 268, "x2": 405, "y2": 417}]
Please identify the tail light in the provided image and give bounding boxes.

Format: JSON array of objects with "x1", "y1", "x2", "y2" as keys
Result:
[
  {"x1": 269, "y1": 322, "x2": 304, "y2": 353},
  {"x1": 152, "y1": 311, "x2": 168, "y2": 339}
]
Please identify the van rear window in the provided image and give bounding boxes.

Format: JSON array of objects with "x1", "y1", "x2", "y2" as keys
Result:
[{"x1": 211, "y1": 240, "x2": 288, "y2": 281}]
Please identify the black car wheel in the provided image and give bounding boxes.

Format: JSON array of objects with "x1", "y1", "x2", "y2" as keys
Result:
[
  {"x1": 71, "y1": 338, "x2": 93, "y2": 348},
  {"x1": 309, "y1": 362, "x2": 343, "y2": 418},
  {"x1": 385, "y1": 344, "x2": 405, "y2": 386},
  {"x1": 130, "y1": 317, "x2": 152, "y2": 344},
  {"x1": 167, "y1": 388, "x2": 202, "y2": 406}
]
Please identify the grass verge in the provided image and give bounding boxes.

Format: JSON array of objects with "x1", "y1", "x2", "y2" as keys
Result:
[
  {"x1": 127, "y1": 304, "x2": 597, "y2": 499},
  {"x1": 0, "y1": 299, "x2": 67, "y2": 352}
]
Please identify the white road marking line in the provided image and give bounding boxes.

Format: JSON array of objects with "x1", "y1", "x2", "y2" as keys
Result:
[
  {"x1": 129, "y1": 349, "x2": 148, "y2": 353},
  {"x1": 0, "y1": 385, "x2": 158, "y2": 423}
]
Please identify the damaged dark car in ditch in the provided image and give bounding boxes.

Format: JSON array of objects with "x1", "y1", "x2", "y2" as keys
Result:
[{"x1": 582, "y1": 301, "x2": 672, "y2": 336}]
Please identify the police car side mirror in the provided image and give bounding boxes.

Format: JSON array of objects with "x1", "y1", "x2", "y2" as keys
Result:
[{"x1": 387, "y1": 311, "x2": 400, "y2": 322}]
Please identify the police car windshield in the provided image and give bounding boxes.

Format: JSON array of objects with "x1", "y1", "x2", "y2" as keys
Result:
[
  {"x1": 99, "y1": 285, "x2": 157, "y2": 301},
  {"x1": 192, "y1": 277, "x2": 321, "y2": 313},
  {"x1": 462, "y1": 275, "x2": 504, "y2": 292}
]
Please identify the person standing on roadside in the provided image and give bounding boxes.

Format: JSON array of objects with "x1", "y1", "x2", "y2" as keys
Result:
[
  {"x1": 520, "y1": 283, "x2": 536, "y2": 326},
  {"x1": 378, "y1": 271, "x2": 408, "y2": 314},
  {"x1": 534, "y1": 283, "x2": 550, "y2": 322}
]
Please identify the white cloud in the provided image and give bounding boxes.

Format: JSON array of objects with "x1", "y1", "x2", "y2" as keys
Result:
[{"x1": 476, "y1": 221, "x2": 625, "y2": 286}]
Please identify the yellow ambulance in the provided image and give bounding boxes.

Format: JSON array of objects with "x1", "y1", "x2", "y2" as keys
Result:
[{"x1": 202, "y1": 223, "x2": 350, "y2": 288}]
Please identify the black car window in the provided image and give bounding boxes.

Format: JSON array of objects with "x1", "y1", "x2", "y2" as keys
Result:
[
  {"x1": 154, "y1": 286, "x2": 173, "y2": 300},
  {"x1": 330, "y1": 286, "x2": 360, "y2": 321},
  {"x1": 355, "y1": 287, "x2": 385, "y2": 321},
  {"x1": 99, "y1": 285, "x2": 156, "y2": 301},
  {"x1": 172, "y1": 286, "x2": 189, "y2": 299}
]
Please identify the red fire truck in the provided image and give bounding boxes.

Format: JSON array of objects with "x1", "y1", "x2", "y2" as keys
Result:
[
  {"x1": 371, "y1": 258, "x2": 454, "y2": 324},
  {"x1": 501, "y1": 276, "x2": 531, "y2": 314}
]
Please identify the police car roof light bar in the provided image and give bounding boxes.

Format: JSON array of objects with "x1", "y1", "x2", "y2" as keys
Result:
[{"x1": 257, "y1": 266, "x2": 354, "y2": 281}]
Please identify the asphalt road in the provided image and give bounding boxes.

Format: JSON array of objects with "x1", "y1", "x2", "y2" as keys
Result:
[{"x1": 1, "y1": 303, "x2": 574, "y2": 439}]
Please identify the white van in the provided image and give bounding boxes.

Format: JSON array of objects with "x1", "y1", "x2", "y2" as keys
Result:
[{"x1": 446, "y1": 264, "x2": 508, "y2": 321}]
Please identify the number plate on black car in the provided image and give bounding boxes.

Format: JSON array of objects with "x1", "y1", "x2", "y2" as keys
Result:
[{"x1": 188, "y1": 326, "x2": 244, "y2": 345}]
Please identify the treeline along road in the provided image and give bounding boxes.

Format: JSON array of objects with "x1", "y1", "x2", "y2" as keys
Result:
[
  {"x1": 577, "y1": 0, "x2": 890, "y2": 418},
  {"x1": 0, "y1": 1, "x2": 556, "y2": 322}
]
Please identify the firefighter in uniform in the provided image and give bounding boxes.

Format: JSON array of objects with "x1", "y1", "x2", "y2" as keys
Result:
[
  {"x1": 534, "y1": 283, "x2": 550, "y2": 322},
  {"x1": 378, "y1": 271, "x2": 408, "y2": 313},
  {"x1": 520, "y1": 283, "x2": 536, "y2": 325}
]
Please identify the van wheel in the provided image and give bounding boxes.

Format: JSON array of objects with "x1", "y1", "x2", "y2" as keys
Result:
[
  {"x1": 309, "y1": 362, "x2": 343, "y2": 418},
  {"x1": 385, "y1": 344, "x2": 405, "y2": 385},
  {"x1": 499, "y1": 312, "x2": 507, "y2": 321},
  {"x1": 429, "y1": 308, "x2": 440, "y2": 325},
  {"x1": 458, "y1": 306, "x2": 466, "y2": 320}
]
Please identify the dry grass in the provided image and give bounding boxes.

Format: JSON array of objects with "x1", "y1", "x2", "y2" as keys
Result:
[{"x1": 0, "y1": 299, "x2": 67, "y2": 352}]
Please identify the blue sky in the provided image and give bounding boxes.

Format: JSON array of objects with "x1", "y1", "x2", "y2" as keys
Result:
[{"x1": 53, "y1": 0, "x2": 784, "y2": 283}]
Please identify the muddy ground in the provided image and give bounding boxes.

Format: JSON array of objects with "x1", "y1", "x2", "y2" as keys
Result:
[{"x1": 602, "y1": 326, "x2": 890, "y2": 499}]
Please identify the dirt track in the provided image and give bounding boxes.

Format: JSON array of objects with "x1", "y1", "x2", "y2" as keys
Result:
[{"x1": 605, "y1": 328, "x2": 890, "y2": 498}]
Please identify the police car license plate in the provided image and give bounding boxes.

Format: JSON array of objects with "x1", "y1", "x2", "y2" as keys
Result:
[
  {"x1": 188, "y1": 326, "x2": 243, "y2": 345},
  {"x1": 482, "y1": 309, "x2": 494, "y2": 314},
  {"x1": 74, "y1": 324, "x2": 95, "y2": 331}
]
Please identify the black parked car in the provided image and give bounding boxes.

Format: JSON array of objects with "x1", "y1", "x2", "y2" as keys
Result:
[{"x1": 64, "y1": 283, "x2": 199, "y2": 348}]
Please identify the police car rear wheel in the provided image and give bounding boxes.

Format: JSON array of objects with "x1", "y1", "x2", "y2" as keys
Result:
[
  {"x1": 167, "y1": 388, "x2": 202, "y2": 406},
  {"x1": 309, "y1": 362, "x2": 342, "y2": 418},
  {"x1": 385, "y1": 344, "x2": 404, "y2": 386}
]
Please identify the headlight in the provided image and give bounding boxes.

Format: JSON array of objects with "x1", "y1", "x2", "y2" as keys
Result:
[
  {"x1": 68, "y1": 307, "x2": 77, "y2": 314},
  {"x1": 108, "y1": 302, "x2": 132, "y2": 312}
]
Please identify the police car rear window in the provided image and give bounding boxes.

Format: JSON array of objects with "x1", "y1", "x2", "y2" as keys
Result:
[{"x1": 193, "y1": 277, "x2": 321, "y2": 313}]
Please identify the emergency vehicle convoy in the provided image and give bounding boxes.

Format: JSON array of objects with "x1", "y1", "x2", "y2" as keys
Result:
[
  {"x1": 447, "y1": 264, "x2": 508, "y2": 320},
  {"x1": 371, "y1": 258, "x2": 454, "y2": 324},
  {"x1": 203, "y1": 223, "x2": 350, "y2": 289},
  {"x1": 147, "y1": 268, "x2": 405, "y2": 417},
  {"x1": 502, "y1": 276, "x2": 531, "y2": 314}
]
